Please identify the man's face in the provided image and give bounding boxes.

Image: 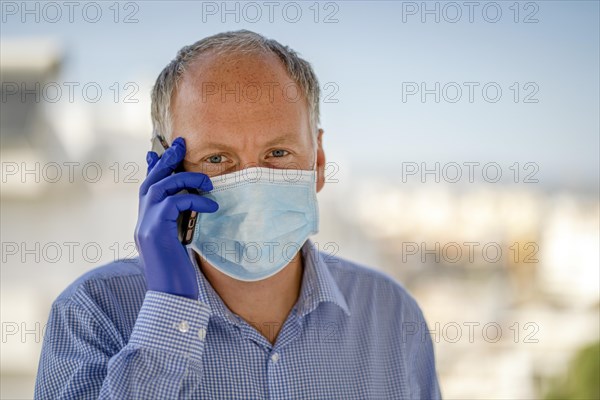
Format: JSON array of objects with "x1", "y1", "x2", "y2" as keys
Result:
[{"x1": 170, "y1": 51, "x2": 325, "y2": 192}]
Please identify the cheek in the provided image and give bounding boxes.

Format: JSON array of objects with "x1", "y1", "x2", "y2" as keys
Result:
[
  {"x1": 295, "y1": 155, "x2": 315, "y2": 170},
  {"x1": 204, "y1": 164, "x2": 232, "y2": 177},
  {"x1": 264, "y1": 159, "x2": 296, "y2": 170}
]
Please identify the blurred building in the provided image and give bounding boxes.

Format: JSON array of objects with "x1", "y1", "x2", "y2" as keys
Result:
[{"x1": 1, "y1": 37, "x2": 66, "y2": 198}]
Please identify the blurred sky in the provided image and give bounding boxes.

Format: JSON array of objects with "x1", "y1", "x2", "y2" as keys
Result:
[{"x1": 2, "y1": 0, "x2": 599, "y2": 191}]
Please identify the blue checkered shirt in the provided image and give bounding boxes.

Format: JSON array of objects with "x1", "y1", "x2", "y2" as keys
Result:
[{"x1": 35, "y1": 239, "x2": 441, "y2": 399}]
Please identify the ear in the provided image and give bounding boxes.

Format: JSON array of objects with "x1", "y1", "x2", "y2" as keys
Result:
[{"x1": 315, "y1": 129, "x2": 326, "y2": 193}]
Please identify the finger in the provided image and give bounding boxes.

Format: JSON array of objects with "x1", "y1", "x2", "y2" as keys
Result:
[
  {"x1": 146, "y1": 151, "x2": 159, "y2": 175},
  {"x1": 140, "y1": 137, "x2": 186, "y2": 195},
  {"x1": 147, "y1": 172, "x2": 213, "y2": 202},
  {"x1": 161, "y1": 194, "x2": 219, "y2": 222}
]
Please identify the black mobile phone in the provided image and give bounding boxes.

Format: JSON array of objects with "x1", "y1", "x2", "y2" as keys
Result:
[{"x1": 151, "y1": 135, "x2": 198, "y2": 245}]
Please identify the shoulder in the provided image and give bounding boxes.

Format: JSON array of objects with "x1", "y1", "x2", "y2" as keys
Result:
[
  {"x1": 56, "y1": 258, "x2": 145, "y2": 300},
  {"x1": 51, "y1": 258, "x2": 147, "y2": 327},
  {"x1": 322, "y1": 251, "x2": 426, "y2": 321}
]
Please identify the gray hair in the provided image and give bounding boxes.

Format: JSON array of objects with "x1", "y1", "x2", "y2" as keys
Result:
[{"x1": 150, "y1": 30, "x2": 321, "y2": 143}]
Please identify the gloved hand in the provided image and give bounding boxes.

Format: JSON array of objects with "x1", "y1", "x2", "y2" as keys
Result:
[{"x1": 134, "y1": 137, "x2": 218, "y2": 299}]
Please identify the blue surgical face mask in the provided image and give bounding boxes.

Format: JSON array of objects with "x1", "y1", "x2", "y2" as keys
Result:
[{"x1": 188, "y1": 166, "x2": 319, "y2": 281}]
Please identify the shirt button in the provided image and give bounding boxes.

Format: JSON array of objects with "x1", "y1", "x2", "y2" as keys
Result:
[
  {"x1": 198, "y1": 328, "x2": 207, "y2": 340},
  {"x1": 270, "y1": 352, "x2": 280, "y2": 363},
  {"x1": 177, "y1": 321, "x2": 190, "y2": 333}
]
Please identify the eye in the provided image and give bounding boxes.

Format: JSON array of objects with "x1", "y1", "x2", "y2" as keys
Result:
[
  {"x1": 205, "y1": 154, "x2": 229, "y2": 164},
  {"x1": 270, "y1": 149, "x2": 289, "y2": 158}
]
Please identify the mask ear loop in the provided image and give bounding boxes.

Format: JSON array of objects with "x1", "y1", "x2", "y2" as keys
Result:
[
  {"x1": 311, "y1": 148, "x2": 319, "y2": 186},
  {"x1": 310, "y1": 129, "x2": 319, "y2": 186},
  {"x1": 311, "y1": 128, "x2": 319, "y2": 171}
]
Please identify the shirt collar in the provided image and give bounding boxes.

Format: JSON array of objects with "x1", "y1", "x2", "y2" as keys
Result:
[
  {"x1": 189, "y1": 238, "x2": 351, "y2": 327},
  {"x1": 296, "y1": 239, "x2": 351, "y2": 318}
]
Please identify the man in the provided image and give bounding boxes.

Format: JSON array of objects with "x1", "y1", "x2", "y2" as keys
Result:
[{"x1": 35, "y1": 30, "x2": 441, "y2": 399}]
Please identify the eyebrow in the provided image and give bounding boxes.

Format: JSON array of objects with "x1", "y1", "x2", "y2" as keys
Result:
[
  {"x1": 196, "y1": 134, "x2": 301, "y2": 154},
  {"x1": 263, "y1": 134, "x2": 301, "y2": 147}
]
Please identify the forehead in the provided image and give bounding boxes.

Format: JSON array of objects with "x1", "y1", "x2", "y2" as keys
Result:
[{"x1": 171, "y1": 51, "x2": 308, "y2": 125}]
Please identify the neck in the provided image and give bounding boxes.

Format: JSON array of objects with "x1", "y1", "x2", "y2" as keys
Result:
[{"x1": 195, "y1": 251, "x2": 304, "y2": 345}]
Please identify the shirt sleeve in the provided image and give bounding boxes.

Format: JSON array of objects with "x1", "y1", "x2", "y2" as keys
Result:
[
  {"x1": 34, "y1": 290, "x2": 211, "y2": 399},
  {"x1": 406, "y1": 306, "x2": 443, "y2": 400}
]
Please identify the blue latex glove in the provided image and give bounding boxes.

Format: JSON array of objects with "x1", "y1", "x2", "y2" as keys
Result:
[{"x1": 134, "y1": 137, "x2": 218, "y2": 299}]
